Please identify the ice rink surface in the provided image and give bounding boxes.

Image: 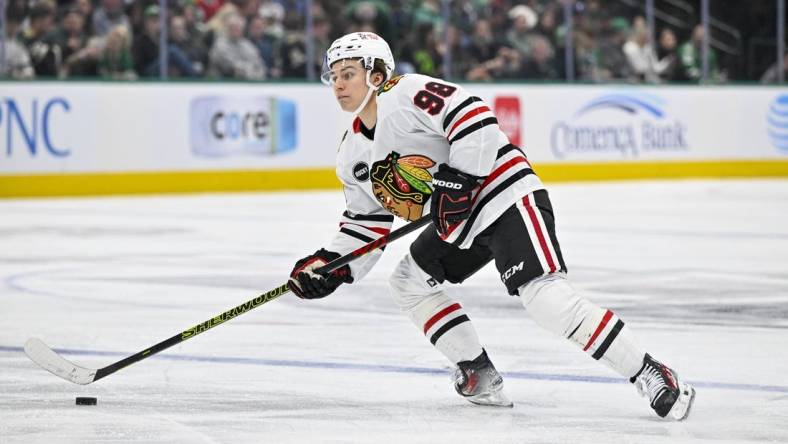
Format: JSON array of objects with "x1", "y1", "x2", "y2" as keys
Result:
[{"x1": 1, "y1": 179, "x2": 787, "y2": 443}]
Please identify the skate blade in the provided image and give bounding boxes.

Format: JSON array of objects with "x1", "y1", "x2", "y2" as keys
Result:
[
  {"x1": 668, "y1": 382, "x2": 696, "y2": 421},
  {"x1": 466, "y1": 390, "x2": 514, "y2": 408}
]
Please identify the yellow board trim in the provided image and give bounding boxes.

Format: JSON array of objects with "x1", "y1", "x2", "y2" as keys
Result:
[
  {"x1": 2, "y1": 160, "x2": 788, "y2": 198},
  {"x1": 0, "y1": 168, "x2": 341, "y2": 198},
  {"x1": 536, "y1": 159, "x2": 788, "y2": 182}
]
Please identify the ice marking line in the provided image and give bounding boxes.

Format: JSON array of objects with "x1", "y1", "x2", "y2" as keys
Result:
[{"x1": 3, "y1": 345, "x2": 788, "y2": 394}]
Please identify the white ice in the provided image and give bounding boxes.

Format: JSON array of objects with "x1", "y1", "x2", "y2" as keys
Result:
[{"x1": 1, "y1": 179, "x2": 787, "y2": 443}]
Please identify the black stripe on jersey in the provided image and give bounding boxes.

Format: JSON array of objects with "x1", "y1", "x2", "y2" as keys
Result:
[
  {"x1": 449, "y1": 117, "x2": 499, "y2": 145},
  {"x1": 451, "y1": 168, "x2": 535, "y2": 246},
  {"x1": 497, "y1": 144, "x2": 527, "y2": 159},
  {"x1": 340, "y1": 227, "x2": 375, "y2": 243},
  {"x1": 342, "y1": 211, "x2": 394, "y2": 223},
  {"x1": 429, "y1": 315, "x2": 470, "y2": 345},
  {"x1": 592, "y1": 320, "x2": 625, "y2": 360},
  {"x1": 567, "y1": 318, "x2": 585, "y2": 339},
  {"x1": 443, "y1": 96, "x2": 483, "y2": 130}
]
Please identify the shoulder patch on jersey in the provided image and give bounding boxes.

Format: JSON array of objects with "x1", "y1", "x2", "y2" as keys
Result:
[
  {"x1": 352, "y1": 161, "x2": 370, "y2": 182},
  {"x1": 370, "y1": 151, "x2": 435, "y2": 221},
  {"x1": 378, "y1": 74, "x2": 405, "y2": 95}
]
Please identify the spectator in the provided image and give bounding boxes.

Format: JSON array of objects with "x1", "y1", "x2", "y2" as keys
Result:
[
  {"x1": 411, "y1": 0, "x2": 442, "y2": 31},
  {"x1": 656, "y1": 28, "x2": 679, "y2": 82},
  {"x1": 399, "y1": 22, "x2": 440, "y2": 77},
  {"x1": 622, "y1": 20, "x2": 664, "y2": 82},
  {"x1": 74, "y1": 0, "x2": 95, "y2": 35},
  {"x1": 278, "y1": 11, "x2": 331, "y2": 79},
  {"x1": 208, "y1": 13, "x2": 265, "y2": 79},
  {"x1": 576, "y1": 0, "x2": 608, "y2": 39},
  {"x1": 98, "y1": 25, "x2": 136, "y2": 80},
  {"x1": 198, "y1": 0, "x2": 225, "y2": 21},
  {"x1": 92, "y1": 0, "x2": 131, "y2": 37},
  {"x1": 344, "y1": 1, "x2": 393, "y2": 43},
  {"x1": 235, "y1": 0, "x2": 263, "y2": 22},
  {"x1": 572, "y1": 28, "x2": 598, "y2": 81},
  {"x1": 677, "y1": 24, "x2": 719, "y2": 82},
  {"x1": 277, "y1": 14, "x2": 306, "y2": 78},
  {"x1": 19, "y1": 1, "x2": 61, "y2": 77},
  {"x1": 206, "y1": 3, "x2": 240, "y2": 37},
  {"x1": 1, "y1": 9, "x2": 35, "y2": 79},
  {"x1": 247, "y1": 14, "x2": 280, "y2": 78},
  {"x1": 132, "y1": 5, "x2": 162, "y2": 76},
  {"x1": 535, "y1": 6, "x2": 559, "y2": 50},
  {"x1": 506, "y1": 4, "x2": 539, "y2": 58},
  {"x1": 133, "y1": 5, "x2": 201, "y2": 78},
  {"x1": 760, "y1": 53, "x2": 788, "y2": 84},
  {"x1": 180, "y1": 1, "x2": 210, "y2": 43},
  {"x1": 466, "y1": 19, "x2": 501, "y2": 69},
  {"x1": 310, "y1": 13, "x2": 334, "y2": 76},
  {"x1": 521, "y1": 34, "x2": 557, "y2": 80},
  {"x1": 170, "y1": 15, "x2": 208, "y2": 76},
  {"x1": 467, "y1": 46, "x2": 528, "y2": 81},
  {"x1": 49, "y1": 7, "x2": 87, "y2": 75},
  {"x1": 258, "y1": 0, "x2": 285, "y2": 40},
  {"x1": 593, "y1": 17, "x2": 632, "y2": 81},
  {"x1": 436, "y1": 25, "x2": 473, "y2": 79}
]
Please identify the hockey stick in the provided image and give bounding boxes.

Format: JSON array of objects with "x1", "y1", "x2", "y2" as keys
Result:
[{"x1": 25, "y1": 215, "x2": 432, "y2": 385}]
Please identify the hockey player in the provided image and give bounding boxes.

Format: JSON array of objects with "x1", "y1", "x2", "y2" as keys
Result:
[{"x1": 288, "y1": 32, "x2": 696, "y2": 420}]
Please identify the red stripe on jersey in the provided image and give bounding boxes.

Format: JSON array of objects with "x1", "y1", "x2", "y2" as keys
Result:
[
  {"x1": 423, "y1": 303, "x2": 462, "y2": 334},
  {"x1": 447, "y1": 106, "x2": 491, "y2": 139},
  {"x1": 352, "y1": 117, "x2": 362, "y2": 133},
  {"x1": 523, "y1": 195, "x2": 556, "y2": 272},
  {"x1": 339, "y1": 222, "x2": 390, "y2": 236},
  {"x1": 583, "y1": 310, "x2": 613, "y2": 351},
  {"x1": 469, "y1": 156, "x2": 527, "y2": 208}
]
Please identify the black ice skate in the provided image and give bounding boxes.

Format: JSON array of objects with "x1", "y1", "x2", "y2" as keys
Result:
[
  {"x1": 453, "y1": 350, "x2": 513, "y2": 408},
  {"x1": 630, "y1": 353, "x2": 696, "y2": 420}
]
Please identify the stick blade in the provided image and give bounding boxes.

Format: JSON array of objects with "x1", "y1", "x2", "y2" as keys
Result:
[{"x1": 24, "y1": 338, "x2": 97, "y2": 385}]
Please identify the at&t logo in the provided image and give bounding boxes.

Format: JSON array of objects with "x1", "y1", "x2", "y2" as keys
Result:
[{"x1": 767, "y1": 94, "x2": 788, "y2": 152}]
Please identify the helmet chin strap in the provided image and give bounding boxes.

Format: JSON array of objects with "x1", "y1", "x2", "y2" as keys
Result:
[{"x1": 351, "y1": 69, "x2": 376, "y2": 115}]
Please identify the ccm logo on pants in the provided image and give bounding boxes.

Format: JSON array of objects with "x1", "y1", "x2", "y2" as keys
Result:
[{"x1": 501, "y1": 261, "x2": 524, "y2": 283}]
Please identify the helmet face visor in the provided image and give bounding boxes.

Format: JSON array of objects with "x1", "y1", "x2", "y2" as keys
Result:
[
  {"x1": 321, "y1": 57, "x2": 365, "y2": 86},
  {"x1": 320, "y1": 52, "x2": 333, "y2": 85}
]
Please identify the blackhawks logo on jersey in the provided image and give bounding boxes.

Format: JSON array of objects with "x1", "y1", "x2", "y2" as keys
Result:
[
  {"x1": 378, "y1": 75, "x2": 404, "y2": 95},
  {"x1": 371, "y1": 151, "x2": 434, "y2": 221}
]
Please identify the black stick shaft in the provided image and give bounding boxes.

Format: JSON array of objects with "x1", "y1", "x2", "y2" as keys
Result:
[
  {"x1": 92, "y1": 215, "x2": 431, "y2": 382},
  {"x1": 315, "y1": 215, "x2": 431, "y2": 274}
]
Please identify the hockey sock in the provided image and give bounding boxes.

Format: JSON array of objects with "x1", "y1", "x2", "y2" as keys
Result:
[
  {"x1": 389, "y1": 254, "x2": 483, "y2": 364},
  {"x1": 519, "y1": 273, "x2": 645, "y2": 379},
  {"x1": 407, "y1": 293, "x2": 484, "y2": 364}
]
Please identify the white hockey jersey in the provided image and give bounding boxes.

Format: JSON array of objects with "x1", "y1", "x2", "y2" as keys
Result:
[
  {"x1": 370, "y1": 74, "x2": 544, "y2": 247},
  {"x1": 327, "y1": 73, "x2": 545, "y2": 281},
  {"x1": 326, "y1": 116, "x2": 394, "y2": 282}
]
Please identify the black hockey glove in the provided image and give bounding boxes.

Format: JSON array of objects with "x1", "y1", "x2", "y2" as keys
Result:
[
  {"x1": 430, "y1": 164, "x2": 479, "y2": 238},
  {"x1": 288, "y1": 248, "x2": 353, "y2": 299}
]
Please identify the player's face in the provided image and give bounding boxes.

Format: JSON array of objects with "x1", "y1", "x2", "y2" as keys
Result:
[{"x1": 329, "y1": 60, "x2": 368, "y2": 112}]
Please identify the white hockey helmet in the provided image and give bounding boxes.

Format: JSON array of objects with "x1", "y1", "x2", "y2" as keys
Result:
[{"x1": 321, "y1": 32, "x2": 395, "y2": 85}]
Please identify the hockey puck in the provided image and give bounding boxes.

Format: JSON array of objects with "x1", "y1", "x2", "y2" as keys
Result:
[{"x1": 75, "y1": 397, "x2": 97, "y2": 406}]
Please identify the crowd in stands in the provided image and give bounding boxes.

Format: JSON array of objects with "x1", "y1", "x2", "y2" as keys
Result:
[{"x1": 1, "y1": 0, "x2": 785, "y2": 83}]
